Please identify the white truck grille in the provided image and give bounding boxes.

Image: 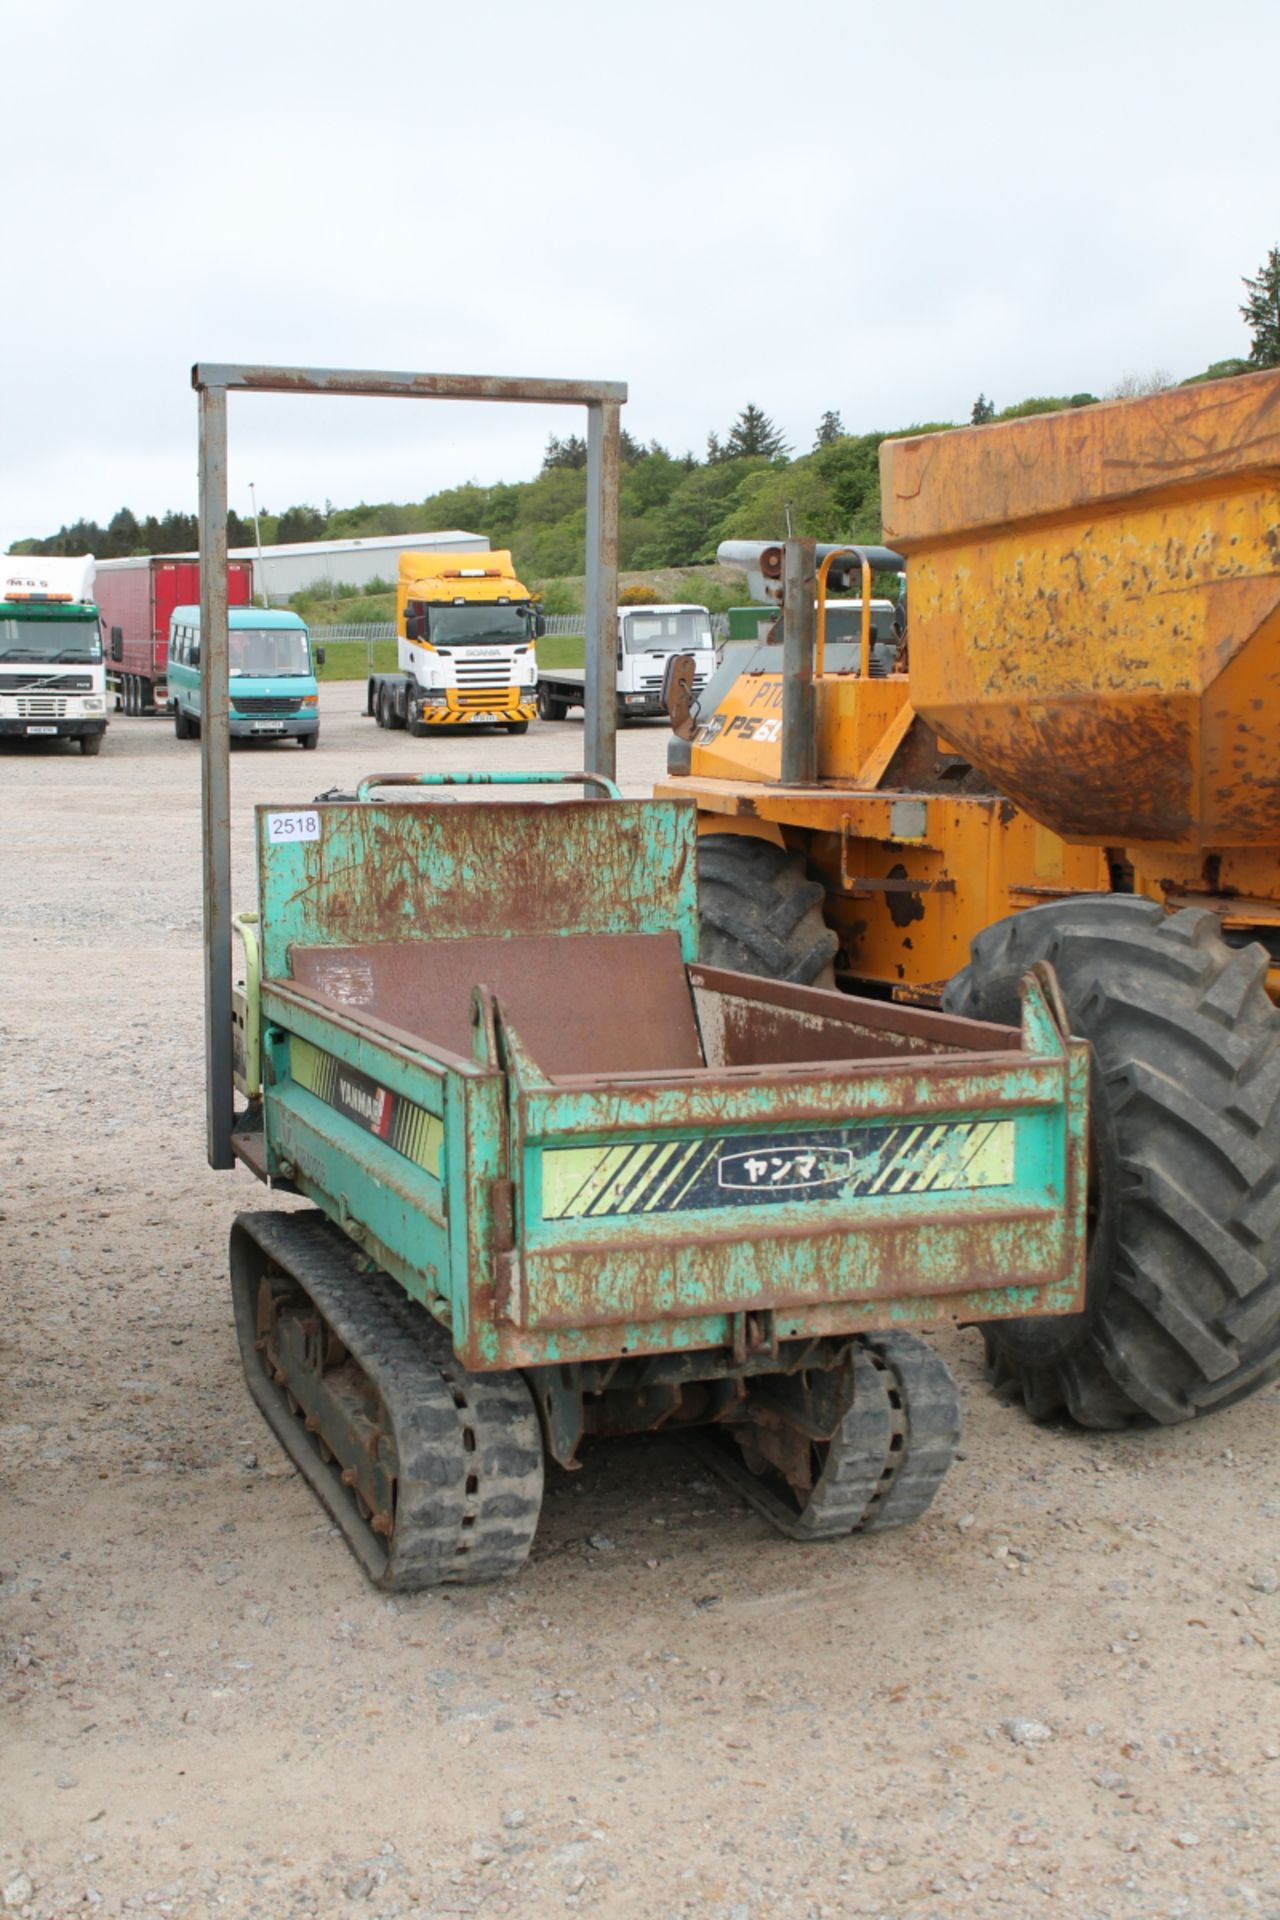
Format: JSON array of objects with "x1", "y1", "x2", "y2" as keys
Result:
[
  {"x1": 639, "y1": 673, "x2": 708, "y2": 693},
  {"x1": 454, "y1": 657, "x2": 514, "y2": 708},
  {"x1": 456, "y1": 659, "x2": 513, "y2": 688},
  {"x1": 15, "y1": 696, "x2": 69, "y2": 718}
]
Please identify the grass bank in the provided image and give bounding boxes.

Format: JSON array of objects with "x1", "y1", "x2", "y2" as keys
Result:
[{"x1": 317, "y1": 632, "x2": 584, "y2": 682}]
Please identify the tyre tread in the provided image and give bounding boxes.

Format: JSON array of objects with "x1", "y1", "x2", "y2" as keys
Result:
[{"x1": 945, "y1": 899, "x2": 1280, "y2": 1428}]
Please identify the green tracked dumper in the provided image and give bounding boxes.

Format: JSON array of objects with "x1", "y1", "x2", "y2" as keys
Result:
[{"x1": 227, "y1": 770, "x2": 1088, "y2": 1588}]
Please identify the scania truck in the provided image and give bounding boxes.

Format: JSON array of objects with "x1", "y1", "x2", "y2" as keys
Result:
[
  {"x1": 0, "y1": 555, "x2": 108, "y2": 754},
  {"x1": 366, "y1": 550, "x2": 540, "y2": 734},
  {"x1": 535, "y1": 602, "x2": 717, "y2": 723}
]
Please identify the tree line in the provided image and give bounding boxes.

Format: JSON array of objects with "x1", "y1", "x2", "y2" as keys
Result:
[{"x1": 15, "y1": 247, "x2": 1280, "y2": 581}]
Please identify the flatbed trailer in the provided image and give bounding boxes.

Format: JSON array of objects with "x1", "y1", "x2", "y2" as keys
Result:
[{"x1": 228, "y1": 770, "x2": 1088, "y2": 1587}]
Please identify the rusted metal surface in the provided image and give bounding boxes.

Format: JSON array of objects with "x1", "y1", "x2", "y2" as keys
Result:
[
  {"x1": 688, "y1": 963, "x2": 1019, "y2": 1068},
  {"x1": 245, "y1": 789, "x2": 1087, "y2": 1376},
  {"x1": 192, "y1": 364, "x2": 627, "y2": 406},
  {"x1": 584, "y1": 400, "x2": 621, "y2": 784},
  {"x1": 290, "y1": 933, "x2": 704, "y2": 1078},
  {"x1": 881, "y1": 370, "x2": 1280, "y2": 543},
  {"x1": 516, "y1": 1207, "x2": 1076, "y2": 1332},
  {"x1": 255, "y1": 797, "x2": 699, "y2": 981},
  {"x1": 352, "y1": 769, "x2": 621, "y2": 801},
  {"x1": 663, "y1": 652, "x2": 699, "y2": 741},
  {"x1": 195, "y1": 361, "x2": 628, "y2": 1171},
  {"x1": 197, "y1": 385, "x2": 233, "y2": 1170},
  {"x1": 255, "y1": 1271, "x2": 398, "y2": 1534},
  {"x1": 880, "y1": 368, "x2": 1280, "y2": 853}
]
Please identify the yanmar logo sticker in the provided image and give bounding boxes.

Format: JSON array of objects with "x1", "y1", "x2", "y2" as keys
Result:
[
  {"x1": 288, "y1": 1038, "x2": 444, "y2": 1176},
  {"x1": 335, "y1": 1074, "x2": 391, "y2": 1136}
]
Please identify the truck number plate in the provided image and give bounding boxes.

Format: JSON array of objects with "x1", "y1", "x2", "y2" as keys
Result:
[
  {"x1": 266, "y1": 810, "x2": 320, "y2": 844},
  {"x1": 26, "y1": 724, "x2": 59, "y2": 735},
  {"x1": 252, "y1": 720, "x2": 286, "y2": 733}
]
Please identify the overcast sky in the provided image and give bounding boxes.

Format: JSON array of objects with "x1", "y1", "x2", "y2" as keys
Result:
[{"x1": 4, "y1": 0, "x2": 1277, "y2": 553}]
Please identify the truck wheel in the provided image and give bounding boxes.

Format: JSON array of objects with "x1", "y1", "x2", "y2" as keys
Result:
[
  {"x1": 378, "y1": 685, "x2": 404, "y2": 731},
  {"x1": 300, "y1": 729, "x2": 319, "y2": 749},
  {"x1": 79, "y1": 732, "x2": 103, "y2": 756},
  {"x1": 503, "y1": 721, "x2": 529, "y2": 735},
  {"x1": 697, "y1": 834, "x2": 838, "y2": 989},
  {"x1": 944, "y1": 896, "x2": 1280, "y2": 1428},
  {"x1": 140, "y1": 678, "x2": 154, "y2": 714},
  {"x1": 174, "y1": 706, "x2": 192, "y2": 739},
  {"x1": 537, "y1": 685, "x2": 567, "y2": 722}
]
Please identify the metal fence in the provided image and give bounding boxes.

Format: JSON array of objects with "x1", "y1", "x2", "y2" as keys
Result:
[
  {"x1": 314, "y1": 622, "x2": 395, "y2": 642},
  {"x1": 542, "y1": 614, "x2": 732, "y2": 637},
  {"x1": 313, "y1": 613, "x2": 732, "y2": 673}
]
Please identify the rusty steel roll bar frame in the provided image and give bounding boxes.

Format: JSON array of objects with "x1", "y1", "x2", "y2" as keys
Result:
[{"x1": 193, "y1": 361, "x2": 626, "y2": 1169}]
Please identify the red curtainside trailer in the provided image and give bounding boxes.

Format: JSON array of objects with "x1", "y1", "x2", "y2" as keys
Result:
[{"x1": 95, "y1": 556, "x2": 254, "y2": 714}]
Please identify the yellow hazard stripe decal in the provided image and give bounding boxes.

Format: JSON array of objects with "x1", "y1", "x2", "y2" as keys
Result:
[{"x1": 541, "y1": 1121, "x2": 1016, "y2": 1220}]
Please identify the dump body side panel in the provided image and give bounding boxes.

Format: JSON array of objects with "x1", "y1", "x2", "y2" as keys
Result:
[
  {"x1": 254, "y1": 798, "x2": 701, "y2": 978},
  {"x1": 880, "y1": 370, "x2": 1280, "y2": 853},
  {"x1": 248, "y1": 797, "x2": 1087, "y2": 1372}
]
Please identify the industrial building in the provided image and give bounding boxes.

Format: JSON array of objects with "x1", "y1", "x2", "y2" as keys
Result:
[{"x1": 233, "y1": 530, "x2": 488, "y2": 603}]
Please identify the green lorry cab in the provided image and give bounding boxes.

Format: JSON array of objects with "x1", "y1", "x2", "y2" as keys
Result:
[{"x1": 168, "y1": 605, "x2": 323, "y2": 747}]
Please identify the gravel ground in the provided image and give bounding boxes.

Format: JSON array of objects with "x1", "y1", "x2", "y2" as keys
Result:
[{"x1": 3, "y1": 684, "x2": 1280, "y2": 1920}]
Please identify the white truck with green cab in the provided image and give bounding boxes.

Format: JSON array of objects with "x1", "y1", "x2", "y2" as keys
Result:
[{"x1": 0, "y1": 554, "x2": 108, "y2": 754}]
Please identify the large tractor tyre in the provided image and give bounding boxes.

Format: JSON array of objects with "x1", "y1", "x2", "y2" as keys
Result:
[
  {"x1": 697, "y1": 835, "x2": 839, "y2": 989},
  {"x1": 944, "y1": 895, "x2": 1280, "y2": 1429}
]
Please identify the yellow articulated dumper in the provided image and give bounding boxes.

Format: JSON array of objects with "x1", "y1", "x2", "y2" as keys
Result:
[
  {"x1": 658, "y1": 368, "x2": 1280, "y2": 1433},
  {"x1": 366, "y1": 550, "x2": 543, "y2": 735}
]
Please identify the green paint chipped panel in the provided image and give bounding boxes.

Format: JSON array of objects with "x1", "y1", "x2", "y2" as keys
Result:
[{"x1": 246, "y1": 793, "x2": 1089, "y2": 1372}]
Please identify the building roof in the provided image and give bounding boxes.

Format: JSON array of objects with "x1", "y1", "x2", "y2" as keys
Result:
[
  {"x1": 94, "y1": 532, "x2": 486, "y2": 571},
  {"x1": 231, "y1": 532, "x2": 484, "y2": 563}
]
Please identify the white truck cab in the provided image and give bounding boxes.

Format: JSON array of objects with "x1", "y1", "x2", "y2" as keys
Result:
[
  {"x1": 0, "y1": 554, "x2": 108, "y2": 754},
  {"x1": 537, "y1": 602, "x2": 718, "y2": 723}
]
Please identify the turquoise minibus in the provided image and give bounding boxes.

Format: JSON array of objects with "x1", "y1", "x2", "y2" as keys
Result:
[{"x1": 168, "y1": 606, "x2": 323, "y2": 747}]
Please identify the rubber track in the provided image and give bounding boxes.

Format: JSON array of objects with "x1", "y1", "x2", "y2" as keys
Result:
[
  {"x1": 230, "y1": 1210, "x2": 543, "y2": 1589},
  {"x1": 697, "y1": 835, "x2": 838, "y2": 987},
  {"x1": 945, "y1": 897, "x2": 1280, "y2": 1428},
  {"x1": 695, "y1": 1332, "x2": 960, "y2": 1541}
]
